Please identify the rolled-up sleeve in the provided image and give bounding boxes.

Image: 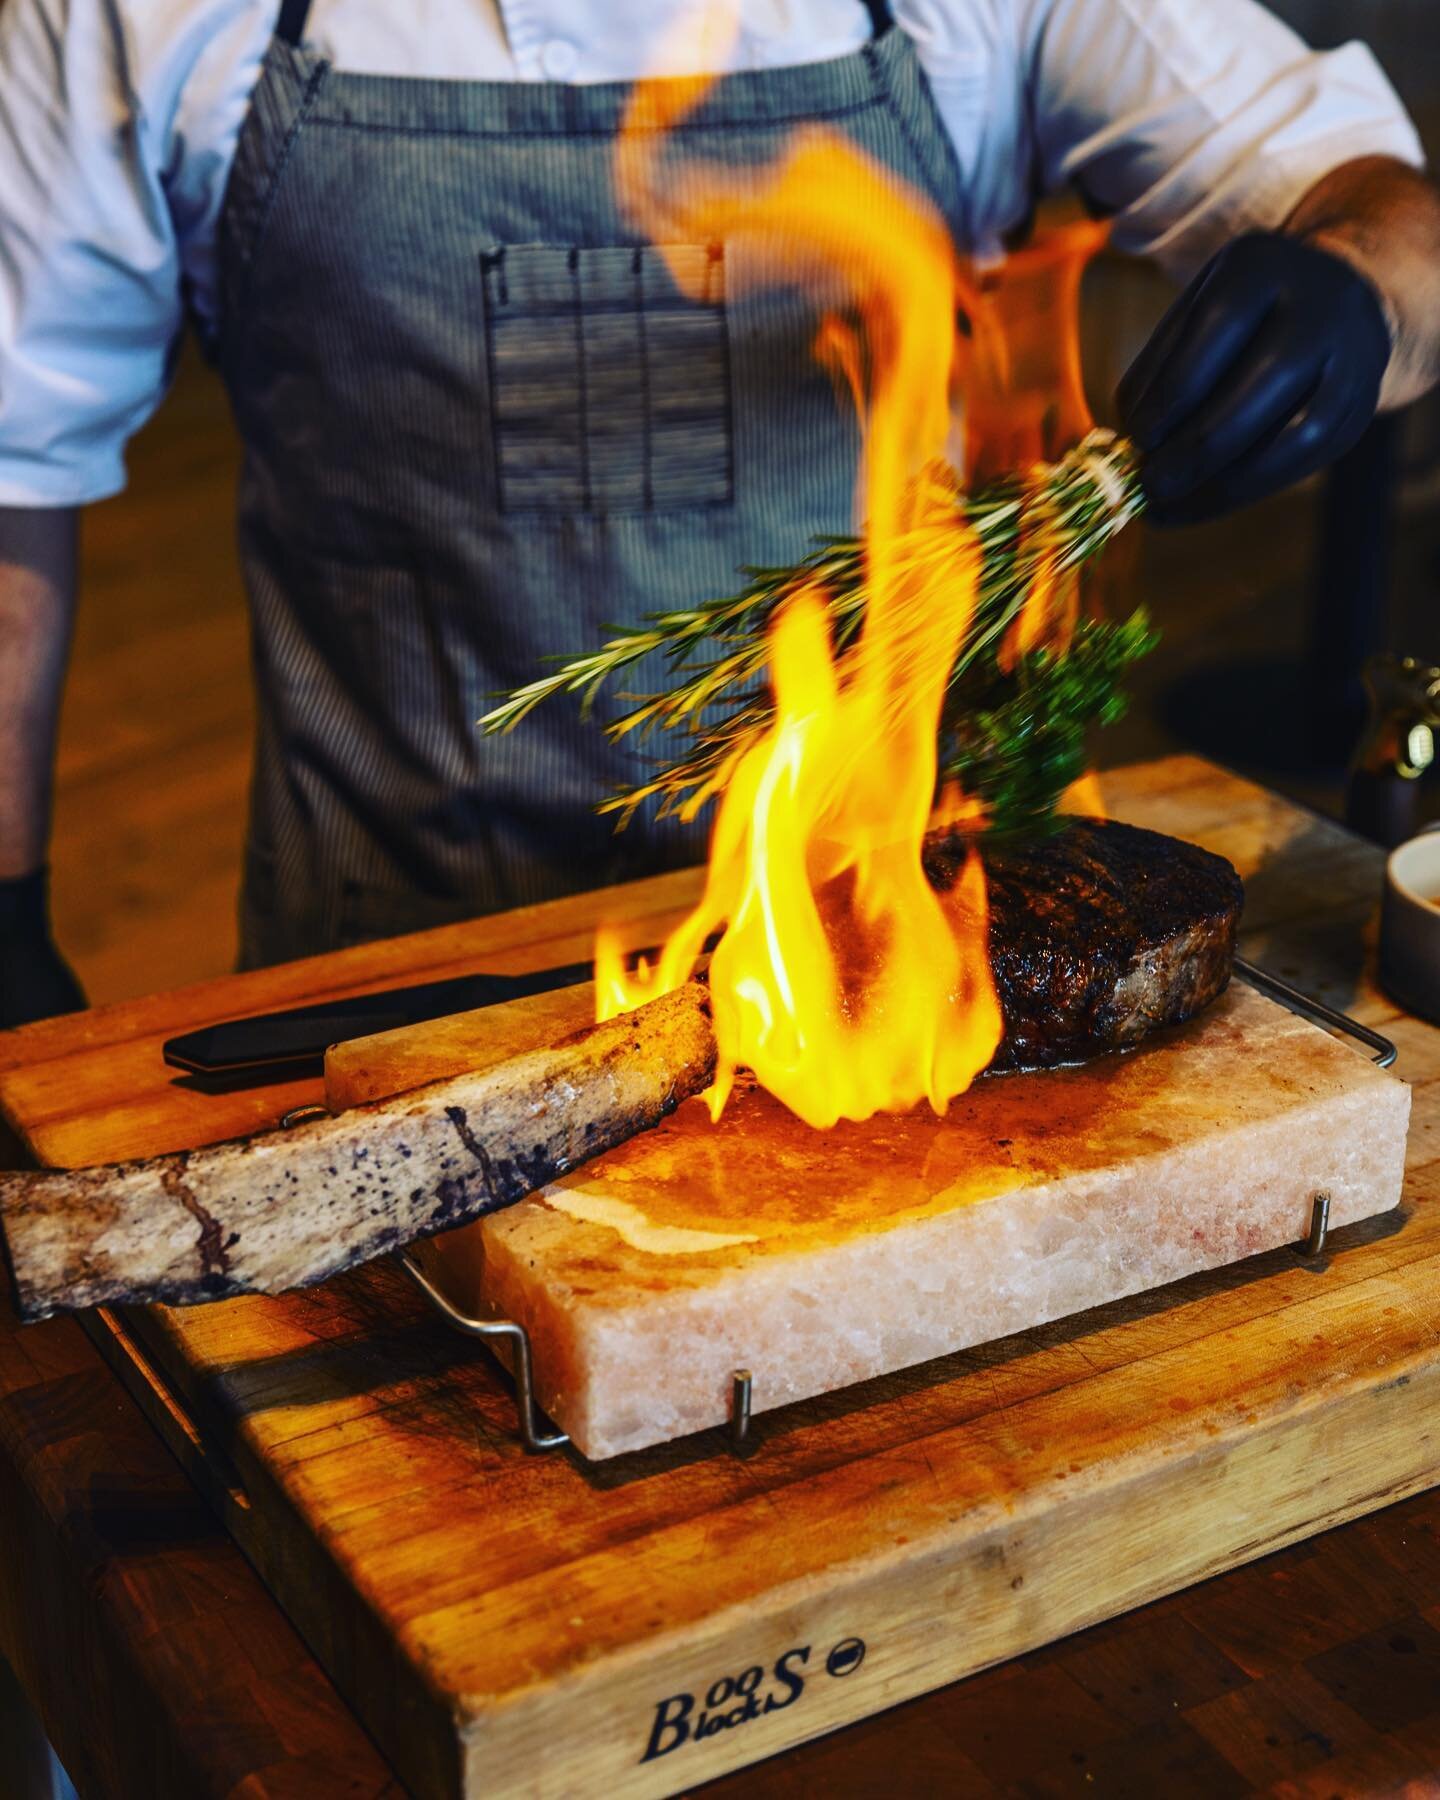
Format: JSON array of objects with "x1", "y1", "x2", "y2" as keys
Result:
[
  {"x1": 1025, "y1": 0, "x2": 1425, "y2": 280},
  {"x1": 0, "y1": 0, "x2": 188, "y2": 505}
]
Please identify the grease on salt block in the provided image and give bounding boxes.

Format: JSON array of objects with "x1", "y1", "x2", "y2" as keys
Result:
[{"x1": 402, "y1": 983, "x2": 1408, "y2": 1458}]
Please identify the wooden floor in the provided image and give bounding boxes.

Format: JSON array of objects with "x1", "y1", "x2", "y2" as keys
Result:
[{"x1": 52, "y1": 329, "x2": 1440, "y2": 1007}]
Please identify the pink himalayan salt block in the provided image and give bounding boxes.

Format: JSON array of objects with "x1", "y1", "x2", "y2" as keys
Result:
[{"x1": 413, "y1": 983, "x2": 1409, "y2": 1459}]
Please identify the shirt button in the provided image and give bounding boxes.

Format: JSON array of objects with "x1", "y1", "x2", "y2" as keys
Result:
[{"x1": 541, "y1": 38, "x2": 579, "y2": 79}]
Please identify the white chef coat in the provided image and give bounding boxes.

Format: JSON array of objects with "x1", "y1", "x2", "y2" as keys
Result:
[{"x1": 0, "y1": 0, "x2": 1423, "y2": 506}]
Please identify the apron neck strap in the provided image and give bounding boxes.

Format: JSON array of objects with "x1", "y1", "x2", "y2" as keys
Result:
[
  {"x1": 276, "y1": 0, "x2": 313, "y2": 48},
  {"x1": 274, "y1": 0, "x2": 890, "y2": 54}
]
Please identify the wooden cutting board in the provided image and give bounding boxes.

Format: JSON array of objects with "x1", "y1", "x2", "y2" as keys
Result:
[{"x1": 3, "y1": 756, "x2": 1439, "y2": 1800}]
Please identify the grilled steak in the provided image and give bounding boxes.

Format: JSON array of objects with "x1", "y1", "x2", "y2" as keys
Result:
[{"x1": 922, "y1": 817, "x2": 1244, "y2": 1071}]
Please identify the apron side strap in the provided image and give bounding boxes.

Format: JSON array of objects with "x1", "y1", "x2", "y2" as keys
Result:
[
  {"x1": 862, "y1": 0, "x2": 893, "y2": 34},
  {"x1": 275, "y1": 0, "x2": 315, "y2": 48}
]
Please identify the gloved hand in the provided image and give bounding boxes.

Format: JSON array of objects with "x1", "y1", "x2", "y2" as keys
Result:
[
  {"x1": 0, "y1": 869, "x2": 86, "y2": 1029},
  {"x1": 1117, "y1": 232, "x2": 1392, "y2": 526}
]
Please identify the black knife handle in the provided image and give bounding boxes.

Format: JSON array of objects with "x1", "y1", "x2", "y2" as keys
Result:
[{"x1": 163, "y1": 960, "x2": 594, "y2": 1079}]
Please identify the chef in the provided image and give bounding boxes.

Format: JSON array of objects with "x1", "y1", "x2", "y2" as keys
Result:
[{"x1": 1, "y1": 0, "x2": 1437, "y2": 1027}]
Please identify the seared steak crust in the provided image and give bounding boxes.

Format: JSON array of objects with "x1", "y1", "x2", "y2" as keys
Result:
[{"x1": 922, "y1": 818, "x2": 1245, "y2": 1071}]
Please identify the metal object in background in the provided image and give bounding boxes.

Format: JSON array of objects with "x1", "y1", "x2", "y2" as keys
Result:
[{"x1": 1345, "y1": 652, "x2": 1440, "y2": 848}]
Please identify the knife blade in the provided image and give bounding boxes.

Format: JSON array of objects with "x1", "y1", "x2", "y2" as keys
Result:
[{"x1": 163, "y1": 959, "x2": 596, "y2": 1080}]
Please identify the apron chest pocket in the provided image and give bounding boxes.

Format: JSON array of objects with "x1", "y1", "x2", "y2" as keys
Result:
[{"x1": 481, "y1": 243, "x2": 733, "y2": 515}]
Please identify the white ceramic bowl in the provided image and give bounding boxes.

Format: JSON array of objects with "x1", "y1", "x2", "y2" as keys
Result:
[{"x1": 1380, "y1": 829, "x2": 1440, "y2": 1022}]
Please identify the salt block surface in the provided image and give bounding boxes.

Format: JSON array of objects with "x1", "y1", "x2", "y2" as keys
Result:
[{"x1": 417, "y1": 985, "x2": 1409, "y2": 1459}]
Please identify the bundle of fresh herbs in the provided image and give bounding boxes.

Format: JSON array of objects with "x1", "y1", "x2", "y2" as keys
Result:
[{"x1": 480, "y1": 428, "x2": 1153, "y2": 842}]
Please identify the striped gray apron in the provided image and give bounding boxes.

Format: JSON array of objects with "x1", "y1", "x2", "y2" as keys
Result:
[{"x1": 214, "y1": 7, "x2": 968, "y2": 965}]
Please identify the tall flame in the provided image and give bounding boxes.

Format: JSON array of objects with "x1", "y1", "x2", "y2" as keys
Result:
[{"x1": 598, "y1": 8, "x2": 1005, "y2": 1128}]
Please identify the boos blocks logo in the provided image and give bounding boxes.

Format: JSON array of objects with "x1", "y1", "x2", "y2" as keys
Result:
[{"x1": 640, "y1": 1637, "x2": 868, "y2": 1764}]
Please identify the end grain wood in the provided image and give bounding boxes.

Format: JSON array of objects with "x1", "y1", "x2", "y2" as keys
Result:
[{"x1": 0, "y1": 983, "x2": 714, "y2": 1322}]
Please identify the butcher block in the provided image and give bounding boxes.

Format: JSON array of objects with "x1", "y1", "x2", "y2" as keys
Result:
[{"x1": 2, "y1": 756, "x2": 1439, "y2": 1800}]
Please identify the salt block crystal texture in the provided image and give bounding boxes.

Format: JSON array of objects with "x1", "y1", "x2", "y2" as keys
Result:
[{"x1": 416, "y1": 985, "x2": 1409, "y2": 1459}]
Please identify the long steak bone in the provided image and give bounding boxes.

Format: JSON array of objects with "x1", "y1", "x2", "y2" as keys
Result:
[{"x1": 0, "y1": 984, "x2": 715, "y2": 1322}]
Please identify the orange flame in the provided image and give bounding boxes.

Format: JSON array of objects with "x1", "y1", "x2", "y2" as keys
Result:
[
  {"x1": 964, "y1": 217, "x2": 1109, "y2": 482},
  {"x1": 983, "y1": 218, "x2": 1108, "y2": 677},
  {"x1": 1061, "y1": 770, "x2": 1108, "y2": 819},
  {"x1": 598, "y1": 12, "x2": 1006, "y2": 1128}
]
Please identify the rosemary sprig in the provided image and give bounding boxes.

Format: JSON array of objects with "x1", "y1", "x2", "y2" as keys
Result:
[{"x1": 480, "y1": 429, "x2": 1150, "y2": 839}]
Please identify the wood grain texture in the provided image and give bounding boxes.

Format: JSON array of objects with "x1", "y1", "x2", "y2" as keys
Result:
[{"x1": 3, "y1": 756, "x2": 1438, "y2": 1799}]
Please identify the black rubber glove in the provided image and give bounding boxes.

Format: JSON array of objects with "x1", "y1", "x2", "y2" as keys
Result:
[
  {"x1": 1117, "y1": 232, "x2": 1392, "y2": 526},
  {"x1": 0, "y1": 870, "x2": 86, "y2": 1029}
]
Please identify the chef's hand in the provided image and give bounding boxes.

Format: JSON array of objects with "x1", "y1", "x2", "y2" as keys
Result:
[
  {"x1": 1117, "y1": 232, "x2": 1391, "y2": 527},
  {"x1": 0, "y1": 870, "x2": 85, "y2": 1029}
]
